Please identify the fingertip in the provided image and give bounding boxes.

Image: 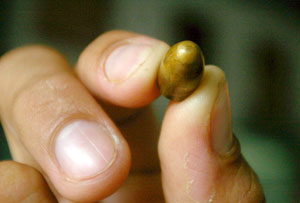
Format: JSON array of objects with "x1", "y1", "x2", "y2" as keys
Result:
[{"x1": 76, "y1": 30, "x2": 170, "y2": 108}]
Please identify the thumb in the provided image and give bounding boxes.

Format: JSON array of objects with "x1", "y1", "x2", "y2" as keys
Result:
[{"x1": 158, "y1": 65, "x2": 265, "y2": 202}]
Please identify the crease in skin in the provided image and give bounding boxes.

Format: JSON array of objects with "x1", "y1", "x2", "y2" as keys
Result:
[
  {"x1": 184, "y1": 147, "x2": 218, "y2": 203},
  {"x1": 184, "y1": 152, "x2": 195, "y2": 202},
  {"x1": 184, "y1": 152, "x2": 199, "y2": 203},
  {"x1": 183, "y1": 130, "x2": 215, "y2": 203},
  {"x1": 184, "y1": 154, "x2": 202, "y2": 203}
]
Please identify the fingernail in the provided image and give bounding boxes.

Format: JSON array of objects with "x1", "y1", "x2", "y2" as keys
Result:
[
  {"x1": 211, "y1": 83, "x2": 233, "y2": 155},
  {"x1": 104, "y1": 38, "x2": 154, "y2": 81},
  {"x1": 54, "y1": 120, "x2": 116, "y2": 180}
]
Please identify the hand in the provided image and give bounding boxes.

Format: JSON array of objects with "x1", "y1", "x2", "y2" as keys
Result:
[{"x1": 0, "y1": 30, "x2": 264, "y2": 202}]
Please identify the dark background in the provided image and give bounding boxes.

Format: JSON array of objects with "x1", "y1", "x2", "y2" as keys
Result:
[{"x1": 0, "y1": 0, "x2": 299, "y2": 202}]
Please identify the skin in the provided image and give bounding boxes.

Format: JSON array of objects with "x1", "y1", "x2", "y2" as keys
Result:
[{"x1": 0, "y1": 30, "x2": 264, "y2": 202}]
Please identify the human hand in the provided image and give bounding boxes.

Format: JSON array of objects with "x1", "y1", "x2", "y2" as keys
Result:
[{"x1": 0, "y1": 30, "x2": 265, "y2": 202}]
